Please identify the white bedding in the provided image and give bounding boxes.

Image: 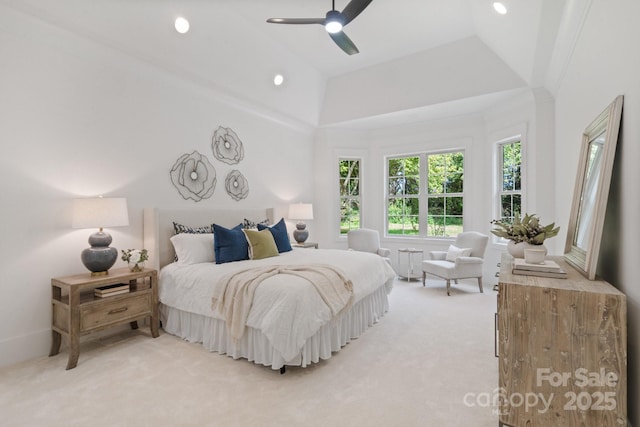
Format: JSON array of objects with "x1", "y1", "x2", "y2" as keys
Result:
[{"x1": 160, "y1": 248, "x2": 395, "y2": 362}]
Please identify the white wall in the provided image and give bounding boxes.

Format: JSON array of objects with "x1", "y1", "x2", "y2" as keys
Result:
[
  {"x1": 554, "y1": 0, "x2": 640, "y2": 423},
  {"x1": 320, "y1": 37, "x2": 526, "y2": 126},
  {"x1": 484, "y1": 87, "x2": 557, "y2": 255},
  {"x1": 0, "y1": 5, "x2": 314, "y2": 366}
]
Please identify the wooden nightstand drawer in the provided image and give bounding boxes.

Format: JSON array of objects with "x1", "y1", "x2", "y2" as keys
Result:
[{"x1": 80, "y1": 293, "x2": 150, "y2": 332}]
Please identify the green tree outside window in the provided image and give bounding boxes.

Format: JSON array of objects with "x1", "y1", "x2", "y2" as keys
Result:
[
  {"x1": 387, "y1": 156, "x2": 419, "y2": 235},
  {"x1": 339, "y1": 159, "x2": 361, "y2": 234},
  {"x1": 499, "y1": 141, "x2": 522, "y2": 222},
  {"x1": 427, "y1": 152, "x2": 464, "y2": 237}
]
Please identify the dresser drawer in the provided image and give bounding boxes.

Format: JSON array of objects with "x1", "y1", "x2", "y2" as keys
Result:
[{"x1": 80, "y1": 293, "x2": 150, "y2": 332}]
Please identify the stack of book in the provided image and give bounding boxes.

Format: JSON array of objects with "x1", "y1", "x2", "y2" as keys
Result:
[
  {"x1": 512, "y1": 258, "x2": 567, "y2": 279},
  {"x1": 94, "y1": 283, "x2": 130, "y2": 298}
]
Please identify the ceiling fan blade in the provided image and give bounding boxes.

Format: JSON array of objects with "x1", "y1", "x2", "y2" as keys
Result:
[
  {"x1": 329, "y1": 31, "x2": 359, "y2": 55},
  {"x1": 266, "y1": 17, "x2": 325, "y2": 25},
  {"x1": 341, "y1": 0, "x2": 373, "y2": 25}
]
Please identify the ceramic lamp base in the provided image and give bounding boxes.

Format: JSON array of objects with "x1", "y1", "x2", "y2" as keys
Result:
[
  {"x1": 81, "y1": 230, "x2": 117, "y2": 274},
  {"x1": 293, "y1": 222, "x2": 309, "y2": 244}
]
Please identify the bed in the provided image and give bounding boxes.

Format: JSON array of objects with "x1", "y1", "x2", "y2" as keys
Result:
[{"x1": 143, "y1": 207, "x2": 395, "y2": 371}]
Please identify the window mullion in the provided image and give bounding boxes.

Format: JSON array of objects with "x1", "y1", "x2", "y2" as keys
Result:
[{"x1": 420, "y1": 152, "x2": 427, "y2": 237}]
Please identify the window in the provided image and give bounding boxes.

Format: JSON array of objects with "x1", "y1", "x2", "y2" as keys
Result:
[
  {"x1": 497, "y1": 140, "x2": 522, "y2": 222},
  {"x1": 339, "y1": 158, "x2": 361, "y2": 234},
  {"x1": 426, "y1": 151, "x2": 464, "y2": 237},
  {"x1": 386, "y1": 150, "x2": 464, "y2": 237},
  {"x1": 387, "y1": 156, "x2": 420, "y2": 235}
]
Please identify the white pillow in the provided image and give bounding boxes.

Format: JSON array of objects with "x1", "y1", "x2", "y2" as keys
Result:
[
  {"x1": 170, "y1": 233, "x2": 215, "y2": 265},
  {"x1": 445, "y1": 244, "x2": 472, "y2": 262}
]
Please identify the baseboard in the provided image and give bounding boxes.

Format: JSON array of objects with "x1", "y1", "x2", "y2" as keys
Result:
[
  {"x1": 0, "y1": 322, "x2": 138, "y2": 369},
  {"x1": 0, "y1": 328, "x2": 51, "y2": 368}
]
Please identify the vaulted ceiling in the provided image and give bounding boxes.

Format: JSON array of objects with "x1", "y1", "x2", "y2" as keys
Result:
[{"x1": 3, "y1": 0, "x2": 571, "y2": 129}]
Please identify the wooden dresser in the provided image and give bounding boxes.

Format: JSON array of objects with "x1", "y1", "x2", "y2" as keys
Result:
[{"x1": 497, "y1": 256, "x2": 627, "y2": 426}]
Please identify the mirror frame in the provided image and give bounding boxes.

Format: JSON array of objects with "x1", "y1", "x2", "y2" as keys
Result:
[{"x1": 564, "y1": 95, "x2": 623, "y2": 279}]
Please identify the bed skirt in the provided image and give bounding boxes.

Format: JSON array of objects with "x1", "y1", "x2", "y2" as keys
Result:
[{"x1": 160, "y1": 281, "x2": 391, "y2": 370}]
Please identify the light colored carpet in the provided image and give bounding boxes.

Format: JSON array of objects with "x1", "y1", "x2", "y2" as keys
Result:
[{"x1": 0, "y1": 278, "x2": 499, "y2": 427}]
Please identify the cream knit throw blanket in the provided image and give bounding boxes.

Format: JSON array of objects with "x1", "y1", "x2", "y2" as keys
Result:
[{"x1": 211, "y1": 264, "x2": 354, "y2": 341}]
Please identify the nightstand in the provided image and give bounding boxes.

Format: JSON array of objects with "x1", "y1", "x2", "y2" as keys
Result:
[
  {"x1": 292, "y1": 242, "x2": 319, "y2": 249},
  {"x1": 49, "y1": 267, "x2": 159, "y2": 369}
]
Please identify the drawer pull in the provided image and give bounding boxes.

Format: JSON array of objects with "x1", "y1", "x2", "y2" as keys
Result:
[{"x1": 108, "y1": 307, "x2": 128, "y2": 315}]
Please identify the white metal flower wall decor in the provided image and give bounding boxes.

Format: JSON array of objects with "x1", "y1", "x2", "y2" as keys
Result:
[
  {"x1": 170, "y1": 150, "x2": 217, "y2": 202},
  {"x1": 171, "y1": 126, "x2": 250, "y2": 202}
]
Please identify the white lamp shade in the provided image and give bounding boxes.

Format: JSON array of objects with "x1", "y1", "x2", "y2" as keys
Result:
[
  {"x1": 288, "y1": 203, "x2": 314, "y2": 221},
  {"x1": 72, "y1": 197, "x2": 129, "y2": 229}
]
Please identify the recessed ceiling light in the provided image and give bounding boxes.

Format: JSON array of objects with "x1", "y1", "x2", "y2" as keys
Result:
[
  {"x1": 493, "y1": 2, "x2": 507, "y2": 15},
  {"x1": 273, "y1": 74, "x2": 284, "y2": 86},
  {"x1": 175, "y1": 17, "x2": 190, "y2": 34}
]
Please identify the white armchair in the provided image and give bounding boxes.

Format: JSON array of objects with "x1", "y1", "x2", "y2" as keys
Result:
[
  {"x1": 347, "y1": 228, "x2": 392, "y2": 265},
  {"x1": 421, "y1": 231, "x2": 489, "y2": 296}
]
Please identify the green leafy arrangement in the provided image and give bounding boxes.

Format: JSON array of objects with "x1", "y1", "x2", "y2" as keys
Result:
[{"x1": 490, "y1": 213, "x2": 560, "y2": 244}]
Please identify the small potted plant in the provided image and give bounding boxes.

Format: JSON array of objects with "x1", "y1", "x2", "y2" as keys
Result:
[
  {"x1": 490, "y1": 213, "x2": 560, "y2": 258},
  {"x1": 121, "y1": 249, "x2": 149, "y2": 272}
]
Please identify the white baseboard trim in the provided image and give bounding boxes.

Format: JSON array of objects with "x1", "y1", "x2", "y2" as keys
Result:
[
  {"x1": 0, "y1": 328, "x2": 51, "y2": 368},
  {"x1": 0, "y1": 322, "x2": 139, "y2": 368}
]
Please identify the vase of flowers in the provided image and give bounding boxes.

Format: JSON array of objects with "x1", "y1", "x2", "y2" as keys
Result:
[
  {"x1": 121, "y1": 249, "x2": 149, "y2": 272},
  {"x1": 490, "y1": 214, "x2": 560, "y2": 258}
]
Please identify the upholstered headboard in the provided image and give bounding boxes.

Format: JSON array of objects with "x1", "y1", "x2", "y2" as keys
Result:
[{"x1": 143, "y1": 207, "x2": 274, "y2": 270}]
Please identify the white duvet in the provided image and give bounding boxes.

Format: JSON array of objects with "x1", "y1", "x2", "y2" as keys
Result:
[{"x1": 159, "y1": 248, "x2": 396, "y2": 361}]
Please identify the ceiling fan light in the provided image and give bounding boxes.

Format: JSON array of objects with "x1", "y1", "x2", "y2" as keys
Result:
[
  {"x1": 325, "y1": 10, "x2": 344, "y2": 34},
  {"x1": 325, "y1": 20, "x2": 343, "y2": 34}
]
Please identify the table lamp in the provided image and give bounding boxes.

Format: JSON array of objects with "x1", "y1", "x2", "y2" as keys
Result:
[
  {"x1": 72, "y1": 197, "x2": 129, "y2": 276},
  {"x1": 288, "y1": 203, "x2": 313, "y2": 244}
]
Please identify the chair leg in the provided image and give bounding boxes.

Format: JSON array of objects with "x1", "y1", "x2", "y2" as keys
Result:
[
  {"x1": 422, "y1": 271, "x2": 426, "y2": 286},
  {"x1": 478, "y1": 277, "x2": 484, "y2": 293},
  {"x1": 446, "y1": 280, "x2": 451, "y2": 296}
]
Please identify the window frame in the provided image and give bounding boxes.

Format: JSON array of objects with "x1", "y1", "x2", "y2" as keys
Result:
[
  {"x1": 385, "y1": 148, "x2": 466, "y2": 239},
  {"x1": 338, "y1": 157, "x2": 362, "y2": 235},
  {"x1": 425, "y1": 150, "x2": 465, "y2": 238},
  {"x1": 494, "y1": 133, "x2": 526, "y2": 243},
  {"x1": 386, "y1": 155, "x2": 421, "y2": 237}
]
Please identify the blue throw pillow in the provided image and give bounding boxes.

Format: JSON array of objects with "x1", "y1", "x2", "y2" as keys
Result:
[
  {"x1": 258, "y1": 218, "x2": 292, "y2": 253},
  {"x1": 213, "y1": 223, "x2": 248, "y2": 264}
]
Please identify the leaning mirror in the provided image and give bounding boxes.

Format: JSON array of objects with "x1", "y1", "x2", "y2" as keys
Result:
[{"x1": 564, "y1": 95, "x2": 623, "y2": 279}]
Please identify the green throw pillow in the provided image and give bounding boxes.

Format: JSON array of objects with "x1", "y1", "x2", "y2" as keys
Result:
[{"x1": 243, "y1": 229, "x2": 279, "y2": 260}]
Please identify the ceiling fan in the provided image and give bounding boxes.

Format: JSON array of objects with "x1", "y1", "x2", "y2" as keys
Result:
[{"x1": 266, "y1": 0, "x2": 373, "y2": 55}]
